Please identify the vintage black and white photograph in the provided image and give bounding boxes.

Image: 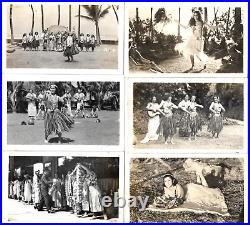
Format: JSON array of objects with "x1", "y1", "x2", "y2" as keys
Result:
[
  {"x1": 5, "y1": 3, "x2": 120, "y2": 70},
  {"x1": 132, "y1": 82, "x2": 245, "y2": 150},
  {"x1": 7, "y1": 81, "x2": 120, "y2": 145},
  {"x1": 7, "y1": 156, "x2": 120, "y2": 222},
  {"x1": 130, "y1": 157, "x2": 245, "y2": 222},
  {"x1": 128, "y1": 4, "x2": 246, "y2": 74}
]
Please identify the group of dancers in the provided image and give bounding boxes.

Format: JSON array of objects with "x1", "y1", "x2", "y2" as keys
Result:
[
  {"x1": 21, "y1": 30, "x2": 96, "y2": 61},
  {"x1": 140, "y1": 94, "x2": 225, "y2": 144},
  {"x1": 25, "y1": 84, "x2": 98, "y2": 144},
  {"x1": 9, "y1": 163, "x2": 105, "y2": 217}
]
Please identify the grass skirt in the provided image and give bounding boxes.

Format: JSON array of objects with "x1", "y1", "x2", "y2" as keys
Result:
[
  {"x1": 44, "y1": 109, "x2": 74, "y2": 139},
  {"x1": 208, "y1": 114, "x2": 223, "y2": 134},
  {"x1": 179, "y1": 112, "x2": 202, "y2": 137},
  {"x1": 160, "y1": 115, "x2": 176, "y2": 140}
]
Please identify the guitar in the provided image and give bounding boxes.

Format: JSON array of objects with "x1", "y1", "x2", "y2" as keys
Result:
[{"x1": 148, "y1": 110, "x2": 160, "y2": 118}]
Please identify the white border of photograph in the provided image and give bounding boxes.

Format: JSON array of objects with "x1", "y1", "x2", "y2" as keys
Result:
[
  {"x1": 2, "y1": 74, "x2": 124, "y2": 152},
  {"x1": 124, "y1": 152, "x2": 248, "y2": 223},
  {"x1": 125, "y1": 77, "x2": 248, "y2": 154},
  {"x1": 2, "y1": 2, "x2": 124, "y2": 75},
  {"x1": 2, "y1": 150, "x2": 125, "y2": 223},
  {"x1": 124, "y1": 2, "x2": 248, "y2": 77}
]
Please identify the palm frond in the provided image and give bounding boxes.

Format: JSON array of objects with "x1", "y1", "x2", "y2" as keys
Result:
[
  {"x1": 79, "y1": 15, "x2": 93, "y2": 21},
  {"x1": 100, "y1": 6, "x2": 111, "y2": 18}
]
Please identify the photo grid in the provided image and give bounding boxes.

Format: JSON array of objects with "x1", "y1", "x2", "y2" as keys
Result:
[{"x1": 2, "y1": 2, "x2": 248, "y2": 223}]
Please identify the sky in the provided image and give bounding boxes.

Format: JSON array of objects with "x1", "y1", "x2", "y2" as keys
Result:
[
  {"x1": 129, "y1": 6, "x2": 244, "y2": 39},
  {"x1": 6, "y1": 4, "x2": 118, "y2": 40}
]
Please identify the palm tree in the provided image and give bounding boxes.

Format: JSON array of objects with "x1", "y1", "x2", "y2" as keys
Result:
[
  {"x1": 78, "y1": 5, "x2": 81, "y2": 37},
  {"x1": 79, "y1": 5, "x2": 111, "y2": 45},
  {"x1": 9, "y1": 4, "x2": 14, "y2": 45},
  {"x1": 112, "y1": 5, "x2": 119, "y2": 23},
  {"x1": 58, "y1": 5, "x2": 61, "y2": 26},
  {"x1": 30, "y1": 4, "x2": 34, "y2": 34},
  {"x1": 69, "y1": 5, "x2": 72, "y2": 31},
  {"x1": 41, "y1": 5, "x2": 44, "y2": 31}
]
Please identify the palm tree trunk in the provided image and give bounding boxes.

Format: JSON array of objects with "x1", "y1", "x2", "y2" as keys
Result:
[
  {"x1": 178, "y1": 8, "x2": 181, "y2": 37},
  {"x1": 150, "y1": 8, "x2": 153, "y2": 40},
  {"x1": 58, "y1": 5, "x2": 61, "y2": 26},
  {"x1": 226, "y1": 7, "x2": 231, "y2": 37},
  {"x1": 135, "y1": 8, "x2": 139, "y2": 44},
  {"x1": 30, "y1": 4, "x2": 34, "y2": 34},
  {"x1": 69, "y1": 5, "x2": 71, "y2": 31},
  {"x1": 41, "y1": 5, "x2": 44, "y2": 31},
  {"x1": 112, "y1": 5, "x2": 119, "y2": 23},
  {"x1": 78, "y1": 5, "x2": 81, "y2": 37},
  {"x1": 96, "y1": 21, "x2": 102, "y2": 45},
  {"x1": 10, "y1": 4, "x2": 14, "y2": 45}
]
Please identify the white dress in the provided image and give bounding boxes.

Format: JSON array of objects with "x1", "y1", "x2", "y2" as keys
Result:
[
  {"x1": 182, "y1": 21, "x2": 208, "y2": 64},
  {"x1": 26, "y1": 93, "x2": 37, "y2": 117},
  {"x1": 141, "y1": 102, "x2": 160, "y2": 143},
  {"x1": 33, "y1": 175, "x2": 41, "y2": 204},
  {"x1": 24, "y1": 179, "x2": 32, "y2": 202}
]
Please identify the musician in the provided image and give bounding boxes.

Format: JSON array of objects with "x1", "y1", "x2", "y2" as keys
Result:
[{"x1": 140, "y1": 96, "x2": 160, "y2": 144}]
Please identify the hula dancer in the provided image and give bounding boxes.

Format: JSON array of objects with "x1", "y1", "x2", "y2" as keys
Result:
[
  {"x1": 43, "y1": 84, "x2": 74, "y2": 144},
  {"x1": 78, "y1": 33, "x2": 85, "y2": 51},
  {"x1": 187, "y1": 95, "x2": 203, "y2": 141},
  {"x1": 34, "y1": 32, "x2": 40, "y2": 51},
  {"x1": 22, "y1": 33, "x2": 28, "y2": 51},
  {"x1": 25, "y1": 89, "x2": 37, "y2": 125},
  {"x1": 158, "y1": 93, "x2": 178, "y2": 144},
  {"x1": 178, "y1": 94, "x2": 191, "y2": 137},
  {"x1": 90, "y1": 35, "x2": 96, "y2": 52},
  {"x1": 64, "y1": 33, "x2": 74, "y2": 62},
  {"x1": 28, "y1": 33, "x2": 34, "y2": 51},
  {"x1": 63, "y1": 89, "x2": 74, "y2": 117},
  {"x1": 85, "y1": 34, "x2": 91, "y2": 52},
  {"x1": 73, "y1": 89, "x2": 85, "y2": 118},
  {"x1": 208, "y1": 96, "x2": 225, "y2": 138}
]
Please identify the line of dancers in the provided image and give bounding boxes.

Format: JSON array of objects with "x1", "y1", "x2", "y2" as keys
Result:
[{"x1": 140, "y1": 94, "x2": 225, "y2": 144}]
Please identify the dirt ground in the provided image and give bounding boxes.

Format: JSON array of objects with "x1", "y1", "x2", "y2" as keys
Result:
[
  {"x1": 134, "y1": 124, "x2": 244, "y2": 150},
  {"x1": 7, "y1": 110, "x2": 119, "y2": 145},
  {"x1": 7, "y1": 198, "x2": 118, "y2": 223},
  {"x1": 130, "y1": 54, "x2": 242, "y2": 74},
  {"x1": 130, "y1": 158, "x2": 244, "y2": 222},
  {"x1": 6, "y1": 45, "x2": 118, "y2": 69}
]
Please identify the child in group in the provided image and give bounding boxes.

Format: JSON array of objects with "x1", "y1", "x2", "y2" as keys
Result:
[
  {"x1": 85, "y1": 34, "x2": 91, "y2": 52},
  {"x1": 48, "y1": 32, "x2": 55, "y2": 51},
  {"x1": 28, "y1": 33, "x2": 34, "y2": 51},
  {"x1": 90, "y1": 35, "x2": 96, "y2": 52},
  {"x1": 43, "y1": 31, "x2": 48, "y2": 51},
  {"x1": 90, "y1": 106, "x2": 98, "y2": 118},
  {"x1": 22, "y1": 33, "x2": 28, "y2": 51},
  {"x1": 34, "y1": 32, "x2": 40, "y2": 51},
  {"x1": 78, "y1": 33, "x2": 85, "y2": 51}
]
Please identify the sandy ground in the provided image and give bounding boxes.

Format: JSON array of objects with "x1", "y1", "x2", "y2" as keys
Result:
[
  {"x1": 7, "y1": 198, "x2": 118, "y2": 223},
  {"x1": 6, "y1": 45, "x2": 118, "y2": 69},
  {"x1": 130, "y1": 55, "x2": 224, "y2": 74},
  {"x1": 134, "y1": 125, "x2": 244, "y2": 150},
  {"x1": 7, "y1": 110, "x2": 119, "y2": 145}
]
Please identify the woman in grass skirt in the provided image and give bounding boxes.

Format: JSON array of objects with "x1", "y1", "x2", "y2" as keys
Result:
[
  {"x1": 158, "y1": 93, "x2": 178, "y2": 144},
  {"x1": 186, "y1": 95, "x2": 203, "y2": 141},
  {"x1": 208, "y1": 96, "x2": 225, "y2": 138},
  {"x1": 64, "y1": 32, "x2": 79, "y2": 62},
  {"x1": 26, "y1": 89, "x2": 37, "y2": 125},
  {"x1": 22, "y1": 33, "x2": 28, "y2": 51},
  {"x1": 178, "y1": 94, "x2": 191, "y2": 137},
  {"x1": 43, "y1": 84, "x2": 74, "y2": 144}
]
